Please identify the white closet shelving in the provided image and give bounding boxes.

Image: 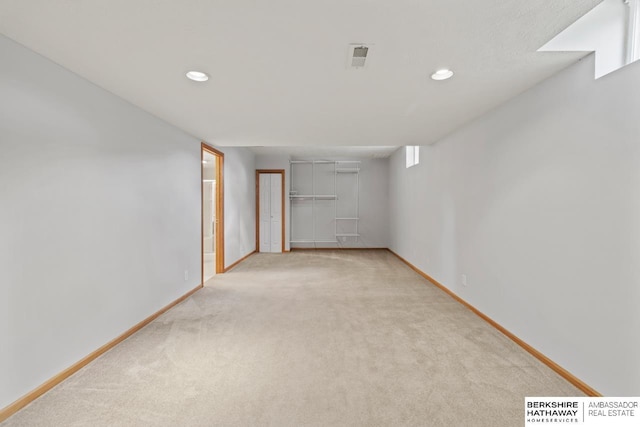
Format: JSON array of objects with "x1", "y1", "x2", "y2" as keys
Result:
[
  {"x1": 289, "y1": 160, "x2": 360, "y2": 247},
  {"x1": 334, "y1": 161, "x2": 360, "y2": 241}
]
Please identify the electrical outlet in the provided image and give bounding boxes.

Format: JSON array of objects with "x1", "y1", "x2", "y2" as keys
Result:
[
  {"x1": 461, "y1": 274, "x2": 468, "y2": 287},
  {"x1": 184, "y1": 270, "x2": 189, "y2": 281}
]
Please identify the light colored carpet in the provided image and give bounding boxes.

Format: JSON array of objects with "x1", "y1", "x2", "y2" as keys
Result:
[{"x1": 2, "y1": 250, "x2": 583, "y2": 426}]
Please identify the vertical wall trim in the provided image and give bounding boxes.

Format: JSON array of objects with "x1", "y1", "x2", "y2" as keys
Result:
[{"x1": 201, "y1": 143, "x2": 225, "y2": 274}]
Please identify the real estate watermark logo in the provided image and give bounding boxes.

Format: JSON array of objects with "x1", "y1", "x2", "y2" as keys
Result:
[{"x1": 525, "y1": 397, "x2": 639, "y2": 426}]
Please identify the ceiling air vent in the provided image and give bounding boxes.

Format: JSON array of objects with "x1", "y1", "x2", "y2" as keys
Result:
[{"x1": 348, "y1": 44, "x2": 371, "y2": 69}]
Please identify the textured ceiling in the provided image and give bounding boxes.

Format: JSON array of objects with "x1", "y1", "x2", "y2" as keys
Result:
[
  {"x1": 0, "y1": 1, "x2": 601, "y2": 149},
  {"x1": 250, "y1": 146, "x2": 398, "y2": 159}
]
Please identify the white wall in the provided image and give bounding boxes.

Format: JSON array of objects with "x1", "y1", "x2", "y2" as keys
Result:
[
  {"x1": 353, "y1": 159, "x2": 389, "y2": 248},
  {"x1": 256, "y1": 156, "x2": 389, "y2": 249},
  {"x1": 216, "y1": 146, "x2": 256, "y2": 265},
  {"x1": 0, "y1": 35, "x2": 203, "y2": 409},
  {"x1": 389, "y1": 54, "x2": 640, "y2": 396}
]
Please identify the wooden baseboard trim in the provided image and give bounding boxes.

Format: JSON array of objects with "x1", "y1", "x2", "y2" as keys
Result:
[
  {"x1": 0, "y1": 284, "x2": 203, "y2": 423},
  {"x1": 224, "y1": 250, "x2": 256, "y2": 272},
  {"x1": 290, "y1": 247, "x2": 388, "y2": 251},
  {"x1": 387, "y1": 249, "x2": 601, "y2": 397}
]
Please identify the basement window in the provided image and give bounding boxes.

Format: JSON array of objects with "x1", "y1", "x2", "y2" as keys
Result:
[
  {"x1": 406, "y1": 146, "x2": 420, "y2": 168},
  {"x1": 539, "y1": 0, "x2": 640, "y2": 78}
]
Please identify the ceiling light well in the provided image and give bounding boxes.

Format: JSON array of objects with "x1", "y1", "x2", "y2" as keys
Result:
[
  {"x1": 186, "y1": 70, "x2": 209, "y2": 82},
  {"x1": 431, "y1": 69, "x2": 454, "y2": 81}
]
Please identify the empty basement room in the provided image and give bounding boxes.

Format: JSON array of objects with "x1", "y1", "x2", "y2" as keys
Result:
[{"x1": 1, "y1": 1, "x2": 639, "y2": 426}]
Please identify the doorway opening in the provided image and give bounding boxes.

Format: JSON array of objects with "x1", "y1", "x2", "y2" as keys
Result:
[
  {"x1": 256, "y1": 170, "x2": 285, "y2": 253},
  {"x1": 202, "y1": 143, "x2": 224, "y2": 285}
]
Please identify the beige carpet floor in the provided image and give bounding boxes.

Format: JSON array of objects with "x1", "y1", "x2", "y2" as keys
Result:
[{"x1": 2, "y1": 250, "x2": 583, "y2": 426}]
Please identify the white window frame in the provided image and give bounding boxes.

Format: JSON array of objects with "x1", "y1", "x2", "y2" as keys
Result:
[
  {"x1": 406, "y1": 146, "x2": 420, "y2": 168},
  {"x1": 626, "y1": 0, "x2": 640, "y2": 64}
]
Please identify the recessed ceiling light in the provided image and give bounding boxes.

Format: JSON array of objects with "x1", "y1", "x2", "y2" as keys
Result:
[
  {"x1": 186, "y1": 71, "x2": 209, "y2": 82},
  {"x1": 202, "y1": 160, "x2": 208, "y2": 164},
  {"x1": 431, "y1": 69, "x2": 454, "y2": 81}
]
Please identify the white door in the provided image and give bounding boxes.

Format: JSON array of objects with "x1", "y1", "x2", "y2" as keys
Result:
[
  {"x1": 259, "y1": 174, "x2": 282, "y2": 253},
  {"x1": 260, "y1": 174, "x2": 271, "y2": 253}
]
